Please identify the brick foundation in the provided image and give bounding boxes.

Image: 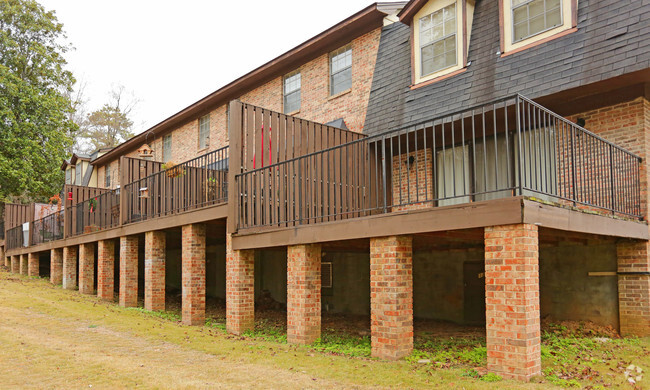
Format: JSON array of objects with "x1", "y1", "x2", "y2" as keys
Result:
[
  {"x1": 182, "y1": 224, "x2": 205, "y2": 325},
  {"x1": 63, "y1": 246, "x2": 78, "y2": 290},
  {"x1": 98, "y1": 240, "x2": 115, "y2": 301},
  {"x1": 226, "y1": 233, "x2": 255, "y2": 335},
  {"x1": 616, "y1": 240, "x2": 650, "y2": 336},
  {"x1": 119, "y1": 236, "x2": 139, "y2": 307},
  {"x1": 20, "y1": 254, "x2": 28, "y2": 275},
  {"x1": 287, "y1": 244, "x2": 321, "y2": 344},
  {"x1": 50, "y1": 248, "x2": 63, "y2": 285},
  {"x1": 145, "y1": 231, "x2": 166, "y2": 311},
  {"x1": 370, "y1": 235, "x2": 413, "y2": 360},
  {"x1": 79, "y1": 243, "x2": 95, "y2": 295},
  {"x1": 28, "y1": 252, "x2": 39, "y2": 277},
  {"x1": 484, "y1": 224, "x2": 541, "y2": 381},
  {"x1": 11, "y1": 255, "x2": 19, "y2": 273}
]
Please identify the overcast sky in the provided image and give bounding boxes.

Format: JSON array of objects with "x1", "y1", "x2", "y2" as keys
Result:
[{"x1": 37, "y1": 0, "x2": 382, "y2": 134}]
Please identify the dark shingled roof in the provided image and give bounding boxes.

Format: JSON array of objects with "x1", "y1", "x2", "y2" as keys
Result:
[{"x1": 364, "y1": 0, "x2": 650, "y2": 136}]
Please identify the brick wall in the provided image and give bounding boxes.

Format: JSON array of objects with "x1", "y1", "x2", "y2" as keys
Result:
[
  {"x1": 145, "y1": 231, "x2": 166, "y2": 311},
  {"x1": 287, "y1": 244, "x2": 321, "y2": 344},
  {"x1": 392, "y1": 149, "x2": 433, "y2": 211},
  {"x1": 98, "y1": 240, "x2": 115, "y2": 301},
  {"x1": 50, "y1": 248, "x2": 63, "y2": 285},
  {"x1": 63, "y1": 246, "x2": 77, "y2": 290},
  {"x1": 616, "y1": 240, "x2": 650, "y2": 336},
  {"x1": 484, "y1": 224, "x2": 541, "y2": 381},
  {"x1": 370, "y1": 235, "x2": 413, "y2": 360},
  {"x1": 119, "y1": 236, "x2": 139, "y2": 307},
  {"x1": 28, "y1": 252, "x2": 39, "y2": 277},
  {"x1": 11, "y1": 255, "x2": 19, "y2": 273},
  {"x1": 20, "y1": 254, "x2": 27, "y2": 275},
  {"x1": 226, "y1": 233, "x2": 255, "y2": 335},
  {"x1": 182, "y1": 224, "x2": 205, "y2": 325},
  {"x1": 79, "y1": 243, "x2": 95, "y2": 295}
]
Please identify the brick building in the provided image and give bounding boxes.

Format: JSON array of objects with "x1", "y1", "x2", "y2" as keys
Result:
[{"x1": 2, "y1": 0, "x2": 650, "y2": 381}]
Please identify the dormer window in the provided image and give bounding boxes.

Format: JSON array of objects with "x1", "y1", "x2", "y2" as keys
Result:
[
  {"x1": 419, "y1": 3, "x2": 457, "y2": 76},
  {"x1": 406, "y1": 0, "x2": 475, "y2": 87}
]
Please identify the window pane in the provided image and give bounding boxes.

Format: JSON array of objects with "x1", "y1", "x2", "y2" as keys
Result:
[
  {"x1": 420, "y1": 14, "x2": 432, "y2": 29},
  {"x1": 199, "y1": 115, "x2": 209, "y2": 149},
  {"x1": 331, "y1": 67, "x2": 352, "y2": 95},
  {"x1": 513, "y1": 6, "x2": 528, "y2": 24},
  {"x1": 331, "y1": 48, "x2": 351, "y2": 73},
  {"x1": 514, "y1": 22, "x2": 528, "y2": 41},
  {"x1": 529, "y1": 14, "x2": 545, "y2": 34},
  {"x1": 547, "y1": 7, "x2": 562, "y2": 27},
  {"x1": 443, "y1": 3, "x2": 455, "y2": 19},
  {"x1": 284, "y1": 90, "x2": 300, "y2": 113},
  {"x1": 529, "y1": 0, "x2": 545, "y2": 18},
  {"x1": 444, "y1": 19, "x2": 456, "y2": 35},
  {"x1": 512, "y1": 0, "x2": 564, "y2": 42}
]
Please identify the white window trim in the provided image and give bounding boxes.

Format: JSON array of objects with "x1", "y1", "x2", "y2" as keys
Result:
[
  {"x1": 283, "y1": 70, "x2": 301, "y2": 114},
  {"x1": 412, "y1": 0, "x2": 475, "y2": 86},
  {"x1": 199, "y1": 115, "x2": 210, "y2": 150},
  {"x1": 163, "y1": 134, "x2": 172, "y2": 162},
  {"x1": 501, "y1": 0, "x2": 574, "y2": 53},
  {"x1": 329, "y1": 45, "x2": 352, "y2": 96}
]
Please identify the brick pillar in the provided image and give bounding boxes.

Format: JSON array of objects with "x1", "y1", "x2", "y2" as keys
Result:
[
  {"x1": 370, "y1": 235, "x2": 413, "y2": 360},
  {"x1": 28, "y1": 252, "x2": 39, "y2": 277},
  {"x1": 62, "y1": 246, "x2": 78, "y2": 290},
  {"x1": 287, "y1": 244, "x2": 321, "y2": 344},
  {"x1": 20, "y1": 254, "x2": 28, "y2": 275},
  {"x1": 11, "y1": 255, "x2": 19, "y2": 273},
  {"x1": 226, "y1": 233, "x2": 254, "y2": 334},
  {"x1": 50, "y1": 248, "x2": 63, "y2": 285},
  {"x1": 79, "y1": 243, "x2": 95, "y2": 295},
  {"x1": 484, "y1": 224, "x2": 541, "y2": 381},
  {"x1": 119, "y1": 236, "x2": 139, "y2": 307},
  {"x1": 182, "y1": 224, "x2": 205, "y2": 325},
  {"x1": 97, "y1": 240, "x2": 115, "y2": 301},
  {"x1": 617, "y1": 240, "x2": 650, "y2": 337},
  {"x1": 145, "y1": 231, "x2": 166, "y2": 311},
  {"x1": 1, "y1": 246, "x2": 5, "y2": 267}
]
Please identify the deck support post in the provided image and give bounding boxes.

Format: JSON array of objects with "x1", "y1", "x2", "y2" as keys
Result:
[
  {"x1": 20, "y1": 254, "x2": 28, "y2": 275},
  {"x1": 27, "y1": 252, "x2": 39, "y2": 277},
  {"x1": 11, "y1": 255, "x2": 19, "y2": 273},
  {"x1": 145, "y1": 231, "x2": 166, "y2": 312},
  {"x1": 617, "y1": 240, "x2": 650, "y2": 336},
  {"x1": 79, "y1": 243, "x2": 95, "y2": 294},
  {"x1": 226, "y1": 233, "x2": 254, "y2": 334},
  {"x1": 63, "y1": 246, "x2": 78, "y2": 290},
  {"x1": 370, "y1": 235, "x2": 413, "y2": 360},
  {"x1": 50, "y1": 248, "x2": 63, "y2": 285},
  {"x1": 287, "y1": 244, "x2": 321, "y2": 344},
  {"x1": 485, "y1": 224, "x2": 541, "y2": 381},
  {"x1": 98, "y1": 240, "x2": 115, "y2": 301},
  {"x1": 119, "y1": 236, "x2": 139, "y2": 307},
  {"x1": 182, "y1": 224, "x2": 205, "y2": 325}
]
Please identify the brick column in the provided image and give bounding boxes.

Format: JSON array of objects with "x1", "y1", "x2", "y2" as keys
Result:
[
  {"x1": 370, "y1": 235, "x2": 413, "y2": 360},
  {"x1": 28, "y1": 252, "x2": 39, "y2": 277},
  {"x1": 1, "y1": 246, "x2": 6, "y2": 267},
  {"x1": 97, "y1": 240, "x2": 115, "y2": 301},
  {"x1": 20, "y1": 254, "x2": 28, "y2": 275},
  {"x1": 484, "y1": 224, "x2": 541, "y2": 381},
  {"x1": 79, "y1": 243, "x2": 95, "y2": 295},
  {"x1": 119, "y1": 236, "x2": 139, "y2": 307},
  {"x1": 616, "y1": 240, "x2": 650, "y2": 337},
  {"x1": 62, "y1": 246, "x2": 78, "y2": 290},
  {"x1": 11, "y1": 255, "x2": 19, "y2": 273},
  {"x1": 226, "y1": 233, "x2": 254, "y2": 335},
  {"x1": 182, "y1": 224, "x2": 205, "y2": 325},
  {"x1": 145, "y1": 231, "x2": 166, "y2": 311},
  {"x1": 50, "y1": 248, "x2": 63, "y2": 285},
  {"x1": 287, "y1": 244, "x2": 321, "y2": 344}
]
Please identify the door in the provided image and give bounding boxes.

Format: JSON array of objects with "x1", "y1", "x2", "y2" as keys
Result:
[{"x1": 463, "y1": 261, "x2": 486, "y2": 325}]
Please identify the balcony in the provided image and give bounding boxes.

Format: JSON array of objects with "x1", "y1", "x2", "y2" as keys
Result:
[{"x1": 234, "y1": 95, "x2": 643, "y2": 233}]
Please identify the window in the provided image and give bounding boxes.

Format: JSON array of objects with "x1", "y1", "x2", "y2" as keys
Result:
[
  {"x1": 512, "y1": 0, "x2": 562, "y2": 42},
  {"x1": 75, "y1": 165, "x2": 82, "y2": 185},
  {"x1": 330, "y1": 45, "x2": 352, "y2": 96},
  {"x1": 283, "y1": 71, "x2": 301, "y2": 114},
  {"x1": 199, "y1": 115, "x2": 210, "y2": 150},
  {"x1": 163, "y1": 134, "x2": 172, "y2": 162},
  {"x1": 105, "y1": 166, "x2": 111, "y2": 188},
  {"x1": 419, "y1": 3, "x2": 457, "y2": 77},
  {"x1": 65, "y1": 169, "x2": 71, "y2": 184},
  {"x1": 322, "y1": 262, "x2": 333, "y2": 289}
]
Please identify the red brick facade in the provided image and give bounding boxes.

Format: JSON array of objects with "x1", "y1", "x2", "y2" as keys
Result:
[
  {"x1": 145, "y1": 231, "x2": 166, "y2": 312},
  {"x1": 79, "y1": 243, "x2": 95, "y2": 295},
  {"x1": 616, "y1": 240, "x2": 650, "y2": 336},
  {"x1": 226, "y1": 233, "x2": 255, "y2": 335},
  {"x1": 484, "y1": 224, "x2": 541, "y2": 381},
  {"x1": 182, "y1": 224, "x2": 205, "y2": 325},
  {"x1": 370, "y1": 235, "x2": 413, "y2": 360},
  {"x1": 27, "y1": 252, "x2": 39, "y2": 277},
  {"x1": 11, "y1": 255, "x2": 19, "y2": 273},
  {"x1": 287, "y1": 244, "x2": 321, "y2": 344},
  {"x1": 119, "y1": 236, "x2": 139, "y2": 307},
  {"x1": 50, "y1": 248, "x2": 63, "y2": 285},
  {"x1": 97, "y1": 240, "x2": 114, "y2": 301},
  {"x1": 63, "y1": 246, "x2": 78, "y2": 290}
]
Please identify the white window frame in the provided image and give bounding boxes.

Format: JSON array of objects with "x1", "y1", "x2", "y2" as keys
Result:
[
  {"x1": 105, "y1": 166, "x2": 111, "y2": 188},
  {"x1": 329, "y1": 45, "x2": 352, "y2": 96},
  {"x1": 419, "y1": 3, "x2": 458, "y2": 77},
  {"x1": 511, "y1": 0, "x2": 563, "y2": 43},
  {"x1": 163, "y1": 134, "x2": 172, "y2": 162},
  {"x1": 283, "y1": 70, "x2": 301, "y2": 114},
  {"x1": 199, "y1": 115, "x2": 210, "y2": 150}
]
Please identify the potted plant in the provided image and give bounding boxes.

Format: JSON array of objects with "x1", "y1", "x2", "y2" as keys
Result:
[
  {"x1": 206, "y1": 177, "x2": 220, "y2": 198},
  {"x1": 88, "y1": 197, "x2": 97, "y2": 212},
  {"x1": 163, "y1": 161, "x2": 185, "y2": 178}
]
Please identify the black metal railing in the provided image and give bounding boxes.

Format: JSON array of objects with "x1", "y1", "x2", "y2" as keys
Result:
[
  {"x1": 67, "y1": 189, "x2": 120, "y2": 237},
  {"x1": 32, "y1": 210, "x2": 64, "y2": 245},
  {"x1": 236, "y1": 94, "x2": 642, "y2": 230},
  {"x1": 123, "y1": 146, "x2": 229, "y2": 224},
  {"x1": 6, "y1": 225, "x2": 24, "y2": 250}
]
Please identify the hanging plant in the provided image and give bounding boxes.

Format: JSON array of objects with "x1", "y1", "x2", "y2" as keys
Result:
[{"x1": 89, "y1": 197, "x2": 97, "y2": 212}]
